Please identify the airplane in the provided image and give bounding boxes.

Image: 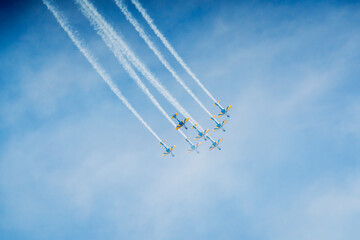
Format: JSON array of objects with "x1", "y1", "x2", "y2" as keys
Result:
[
  {"x1": 192, "y1": 124, "x2": 210, "y2": 141},
  {"x1": 214, "y1": 100, "x2": 232, "y2": 118},
  {"x1": 159, "y1": 140, "x2": 176, "y2": 157},
  {"x1": 172, "y1": 113, "x2": 189, "y2": 130},
  {"x1": 209, "y1": 138, "x2": 223, "y2": 151},
  {"x1": 184, "y1": 137, "x2": 201, "y2": 153},
  {"x1": 210, "y1": 116, "x2": 227, "y2": 132}
]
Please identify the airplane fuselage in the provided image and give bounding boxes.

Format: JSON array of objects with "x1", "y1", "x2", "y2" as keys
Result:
[
  {"x1": 185, "y1": 138, "x2": 201, "y2": 153},
  {"x1": 160, "y1": 141, "x2": 175, "y2": 157},
  {"x1": 209, "y1": 138, "x2": 223, "y2": 151},
  {"x1": 210, "y1": 142, "x2": 221, "y2": 150},
  {"x1": 220, "y1": 109, "x2": 230, "y2": 117},
  {"x1": 193, "y1": 125, "x2": 209, "y2": 141},
  {"x1": 176, "y1": 120, "x2": 188, "y2": 129},
  {"x1": 210, "y1": 117, "x2": 226, "y2": 132},
  {"x1": 165, "y1": 149, "x2": 174, "y2": 156},
  {"x1": 173, "y1": 114, "x2": 189, "y2": 130},
  {"x1": 215, "y1": 102, "x2": 231, "y2": 118},
  {"x1": 216, "y1": 123, "x2": 226, "y2": 132}
]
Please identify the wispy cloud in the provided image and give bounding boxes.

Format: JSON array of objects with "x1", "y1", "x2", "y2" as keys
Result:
[{"x1": 0, "y1": 0, "x2": 360, "y2": 239}]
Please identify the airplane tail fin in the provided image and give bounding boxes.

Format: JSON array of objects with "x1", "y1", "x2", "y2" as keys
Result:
[
  {"x1": 170, "y1": 145, "x2": 176, "y2": 156},
  {"x1": 172, "y1": 113, "x2": 178, "y2": 118},
  {"x1": 214, "y1": 100, "x2": 220, "y2": 106},
  {"x1": 217, "y1": 138, "x2": 223, "y2": 150},
  {"x1": 192, "y1": 124, "x2": 197, "y2": 129},
  {"x1": 226, "y1": 105, "x2": 232, "y2": 117}
]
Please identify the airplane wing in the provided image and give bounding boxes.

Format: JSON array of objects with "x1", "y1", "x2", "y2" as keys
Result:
[
  {"x1": 209, "y1": 139, "x2": 223, "y2": 151},
  {"x1": 213, "y1": 125, "x2": 221, "y2": 132},
  {"x1": 213, "y1": 120, "x2": 227, "y2": 132},
  {"x1": 217, "y1": 112, "x2": 225, "y2": 118},
  {"x1": 187, "y1": 142, "x2": 201, "y2": 153},
  {"x1": 194, "y1": 142, "x2": 201, "y2": 150},
  {"x1": 162, "y1": 145, "x2": 176, "y2": 156},
  {"x1": 176, "y1": 118, "x2": 189, "y2": 130},
  {"x1": 195, "y1": 129, "x2": 209, "y2": 140},
  {"x1": 217, "y1": 105, "x2": 232, "y2": 118}
]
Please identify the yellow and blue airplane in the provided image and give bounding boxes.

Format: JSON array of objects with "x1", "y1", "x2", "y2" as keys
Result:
[
  {"x1": 210, "y1": 116, "x2": 227, "y2": 132},
  {"x1": 192, "y1": 124, "x2": 210, "y2": 141},
  {"x1": 209, "y1": 138, "x2": 223, "y2": 151},
  {"x1": 159, "y1": 140, "x2": 176, "y2": 157},
  {"x1": 172, "y1": 113, "x2": 189, "y2": 130},
  {"x1": 214, "y1": 100, "x2": 232, "y2": 118},
  {"x1": 184, "y1": 137, "x2": 201, "y2": 153}
]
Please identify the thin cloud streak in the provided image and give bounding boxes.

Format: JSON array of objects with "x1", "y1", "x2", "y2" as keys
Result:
[
  {"x1": 75, "y1": 0, "x2": 190, "y2": 141},
  {"x1": 42, "y1": 0, "x2": 162, "y2": 142},
  {"x1": 115, "y1": 0, "x2": 215, "y2": 119},
  {"x1": 131, "y1": 0, "x2": 220, "y2": 105},
  {"x1": 77, "y1": 0, "x2": 205, "y2": 132}
]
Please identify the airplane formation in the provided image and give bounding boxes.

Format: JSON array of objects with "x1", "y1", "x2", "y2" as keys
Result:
[
  {"x1": 162, "y1": 101, "x2": 231, "y2": 157},
  {"x1": 43, "y1": 0, "x2": 231, "y2": 157}
]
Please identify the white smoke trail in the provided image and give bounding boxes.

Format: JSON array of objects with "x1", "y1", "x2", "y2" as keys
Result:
[
  {"x1": 42, "y1": 0, "x2": 163, "y2": 143},
  {"x1": 131, "y1": 0, "x2": 219, "y2": 105},
  {"x1": 115, "y1": 0, "x2": 215, "y2": 118},
  {"x1": 77, "y1": 0, "x2": 205, "y2": 132},
  {"x1": 75, "y1": 0, "x2": 189, "y2": 140}
]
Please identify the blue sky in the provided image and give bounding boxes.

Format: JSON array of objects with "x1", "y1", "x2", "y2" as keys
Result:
[{"x1": 1, "y1": 0, "x2": 360, "y2": 239}]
